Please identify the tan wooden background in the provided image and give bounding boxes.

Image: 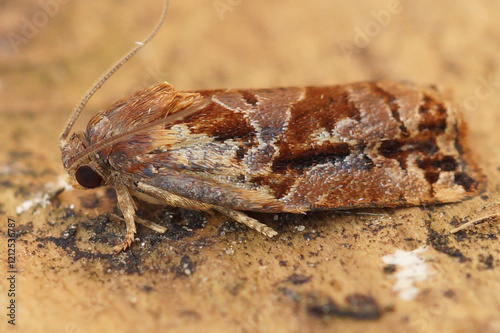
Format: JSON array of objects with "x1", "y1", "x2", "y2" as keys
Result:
[{"x1": 0, "y1": 1, "x2": 499, "y2": 332}]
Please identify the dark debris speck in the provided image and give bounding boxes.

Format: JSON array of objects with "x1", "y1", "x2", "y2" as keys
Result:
[
  {"x1": 478, "y1": 254, "x2": 495, "y2": 270},
  {"x1": 443, "y1": 289, "x2": 456, "y2": 299},
  {"x1": 285, "y1": 273, "x2": 311, "y2": 285},
  {"x1": 303, "y1": 231, "x2": 320, "y2": 241},
  {"x1": 174, "y1": 255, "x2": 196, "y2": 277},
  {"x1": 306, "y1": 292, "x2": 381, "y2": 320},
  {"x1": 279, "y1": 260, "x2": 288, "y2": 267},
  {"x1": 142, "y1": 285, "x2": 154, "y2": 293},
  {"x1": 217, "y1": 220, "x2": 248, "y2": 237},
  {"x1": 278, "y1": 287, "x2": 302, "y2": 301},
  {"x1": 383, "y1": 264, "x2": 396, "y2": 274},
  {"x1": 426, "y1": 224, "x2": 468, "y2": 262}
]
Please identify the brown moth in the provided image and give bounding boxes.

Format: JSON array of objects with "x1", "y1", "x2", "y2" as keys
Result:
[{"x1": 60, "y1": 2, "x2": 485, "y2": 253}]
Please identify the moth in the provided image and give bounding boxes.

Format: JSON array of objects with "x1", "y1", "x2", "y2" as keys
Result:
[{"x1": 59, "y1": 3, "x2": 485, "y2": 253}]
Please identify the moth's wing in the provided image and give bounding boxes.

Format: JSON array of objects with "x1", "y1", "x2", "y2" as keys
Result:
[
  {"x1": 133, "y1": 169, "x2": 288, "y2": 213},
  {"x1": 266, "y1": 81, "x2": 485, "y2": 210},
  {"x1": 105, "y1": 82, "x2": 485, "y2": 213}
]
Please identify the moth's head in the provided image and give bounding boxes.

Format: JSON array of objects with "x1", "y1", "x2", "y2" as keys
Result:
[
  {"x1": 61, "y1": 131, "x2": 107, "y2": 190},
  {"x1": 58, "y1": 0, "x2": 170, "y2": 191}
]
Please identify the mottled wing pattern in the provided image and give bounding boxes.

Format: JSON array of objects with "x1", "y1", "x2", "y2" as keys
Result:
[{"x1": 90, "y1": 81, "x2": 485, "y2": 213}]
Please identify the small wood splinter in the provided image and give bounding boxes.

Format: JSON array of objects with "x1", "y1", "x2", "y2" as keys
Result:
[{"x1": 450, "y1": 203, "x2": 500, "y2": 234}]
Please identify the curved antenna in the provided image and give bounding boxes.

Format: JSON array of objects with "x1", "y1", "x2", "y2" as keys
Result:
[{"x1": 59, "y1": 0, "x2": 170, "y2": 148}]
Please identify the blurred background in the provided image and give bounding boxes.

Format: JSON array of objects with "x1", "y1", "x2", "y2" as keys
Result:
[{"x1": 1, "y1": 0, "x2": 499, "y2": 144}]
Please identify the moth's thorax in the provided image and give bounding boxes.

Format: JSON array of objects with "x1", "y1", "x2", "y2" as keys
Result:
[{"x1": 85, "y1": 82, "x2": 203, "y2": 142}]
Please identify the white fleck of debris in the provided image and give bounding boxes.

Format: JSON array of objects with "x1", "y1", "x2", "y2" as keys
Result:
[
  {"x1": 296, "y1": 225, "x2": 305, "y2": 232},
  {"x1": 184, "y1": 269, "x2": 192, "y2": 275},
  {"x1": 135, "y1": 41, "x2": 144, "y2": 45},
  {"x1": 16, "y1": 195, "x2": 50, "y2": 214},
  {"x1": 382, "y1": 246, "x2": 434, "y2": 301},
  {"x1": 16, "y1": 177, "x2": 73, "y2": 214},
  {"x1": 225, "y1": 247, "x2": 235, "y2": 255},
  {"x1": 47, "y1": 177, "x2": 73, "y2": 193},
  {"x1": 69, "y1": 204, "x2": 75, "y2": 210}
]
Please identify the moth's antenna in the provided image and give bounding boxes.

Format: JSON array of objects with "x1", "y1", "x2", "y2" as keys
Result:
[{"x1": 59, "y1": 0, "x2": 170, "y2": 148}]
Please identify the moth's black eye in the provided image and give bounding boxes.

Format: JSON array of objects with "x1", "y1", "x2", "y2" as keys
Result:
[{"x1": 75, "y1": 165, "x2": 103, "y2": 188}]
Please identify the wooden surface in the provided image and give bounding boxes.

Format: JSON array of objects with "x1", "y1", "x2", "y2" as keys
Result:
[{"x1": 1, "y1": 1, "x2": 499, "y2": 332}]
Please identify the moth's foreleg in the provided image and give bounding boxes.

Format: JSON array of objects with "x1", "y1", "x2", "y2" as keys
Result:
[
  {"x1": 214, "y1": 206, "x2": 278, "y2": 238},
  {"x1": 113, "y1": 182, "x2": 138, "y2": 253}
]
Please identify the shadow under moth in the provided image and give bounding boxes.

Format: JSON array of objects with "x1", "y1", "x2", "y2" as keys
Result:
[{"x1": 59, "y1": 3, "x2": 485, "y2": 253}]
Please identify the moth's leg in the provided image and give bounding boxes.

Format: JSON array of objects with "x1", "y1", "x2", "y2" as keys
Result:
[
  {"x1": 109, "y1": 213, "x2": 167, "y2": 233},
  {"x1": 113, "y1": 181, "x2": 138, "y2": 253},
  {"x1": 213, "y1": 206, "x2": 278, "y2": 238},
  {"x1": 134, "y1": 182, "x2": 214, "y2": 211},
  {"x1": 135, "y1": 182, "x2": 278, "y2": 237},
  {"x1": 135, "y1": 216, "x2": 168, "y2": 233}
]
